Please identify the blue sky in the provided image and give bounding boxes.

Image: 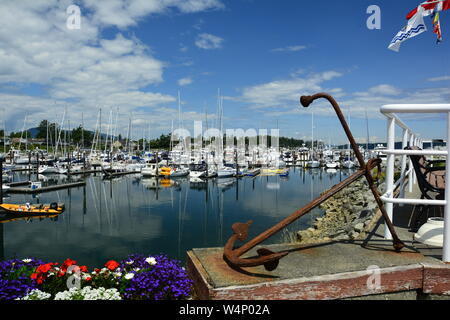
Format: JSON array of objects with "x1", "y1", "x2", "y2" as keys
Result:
[{"x1": 1, "y1": 0, "x2": 450, "y2": 144}]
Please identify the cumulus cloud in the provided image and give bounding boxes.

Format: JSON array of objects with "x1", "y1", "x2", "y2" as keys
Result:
[
  {"x1": 0, "y1": 0, "x2": 223, "y2": 133},
  {"x1": 84, "y1": 0, "x2": 224, "y2": 29},
  {"x1": 195, "y1": 33, "x2": 224, "y2": 49},
  {"x1": 427, "y1": 75, "x2": 450, "y2": 82},
  {"x1": 271, "y1": 45, "x2": 307, "y2": 53},
  {"x1": 178, "y1": 77, "x2": 193, "y2": 86},
  {"x1": 238, "y1": 71, "x2": 343, "y2": 108}
]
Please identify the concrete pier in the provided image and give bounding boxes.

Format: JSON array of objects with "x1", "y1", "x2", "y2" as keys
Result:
[{"x1": 187, "y1": 185, "x2": 450, "y2": 300}]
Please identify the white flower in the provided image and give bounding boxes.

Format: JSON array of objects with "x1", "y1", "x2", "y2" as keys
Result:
[
  {"x1": 54, "y1": 286, "x2": 122, "y2": 300},
  {"x1": 145, "y1": 257, "x2": 157, "y2": 266},
  {"x1": 134, "y1": 268, "x2": 141, "y2": 272},
  {"x1": 124, "y1": 273, "x2": 134, "y2": 280},
  {"x1": 82, "y1": 273, "x2": 92, "y2": 280},
  {"x1": 22, "y1": 258, "x2": 32, "y2": 263},
  {"x1": 114, "y1": 272, "x2": 122, "y2": 278},
  {"x1": 17, "y1": 289, "x2": 51, "y2": 300},
  {"x1": 125, "y1": 260, "x2": 134, "y2": 265}
]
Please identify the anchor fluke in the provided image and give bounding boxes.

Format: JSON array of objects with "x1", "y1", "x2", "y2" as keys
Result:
[
  {"x1": 257, "y1": 248, "x2": 287, "y2": 271},
  {"x1": 232, "y1": 221, "x2": 253, "y2": 241}
]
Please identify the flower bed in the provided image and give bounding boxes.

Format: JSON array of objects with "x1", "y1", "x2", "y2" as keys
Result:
[{"x1": 0, "y1": 254, "x2": 192, "y2": 300}]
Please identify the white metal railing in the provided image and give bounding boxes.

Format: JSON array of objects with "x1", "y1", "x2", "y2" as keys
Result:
[{"x1": 379, "y1": 104, "x2": 450, "y2": 263}]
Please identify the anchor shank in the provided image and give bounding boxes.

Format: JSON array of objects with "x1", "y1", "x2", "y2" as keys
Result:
[
  {"x1": 301, "y1": 93, "x2": 404, "y2": 250},
  {"x1": 234, "y1": 167, "x2": 369, "y2": 257}
]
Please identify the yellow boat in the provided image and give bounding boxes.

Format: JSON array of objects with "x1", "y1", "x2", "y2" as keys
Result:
[
  {"x1": 159, "y1": 167, "x2": 172, "y2": 176},
  {"x1": 0, "y1": 203, "x2": 65, "y2": 215},
  {"x1": 260, "y1": 168, "x2": 288, "y2": 176}
]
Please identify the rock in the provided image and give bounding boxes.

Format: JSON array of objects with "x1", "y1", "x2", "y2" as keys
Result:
[
  {"x1": 295, "y1": 175, "x2": 385, "y2": 245},
  {"x1": 333, "y1": 233, "x2": 350, "y2": 241},
  {"x1": 354, "y1": 222, "x2": 365, "y2": 233},
  {"x1": 349, "y1": 231, "x2": 360, "y2": 239}
]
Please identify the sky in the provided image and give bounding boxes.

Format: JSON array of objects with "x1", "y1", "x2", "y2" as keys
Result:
[{"x1": 1, "y1": 0, "x2": 450, "y2": 145}]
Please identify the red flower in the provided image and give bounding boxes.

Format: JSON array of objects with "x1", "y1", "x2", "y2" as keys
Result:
[
  {"x1": 60, "y1": 258, "x2": 77, "y2": 272},
  {"x1": 79, "y1": 265, "x2": 88, "y2": 273},
  {"x1": 31, "y1": 272, "x2": 47, "y2": 284},
  {"x1": 105, "y1": 260, "x2": 119, "y2": 271},
  {"x1": 94, "y1": 268, "x2": 100, "y2": 273},
  {"x1": 36, "y1": 263, "x2": 54, "y2": 274},
  {"x1": 57, "y1": 271, "x2": 66, "y2": 277},
  {"x1": 85, "y1": 277, "x2": 92, "y2": 281}
]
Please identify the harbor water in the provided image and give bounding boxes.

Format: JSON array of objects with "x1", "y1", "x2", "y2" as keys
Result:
[{"x1": 0, "y1": 168, "x2": 355, "y2": 267}]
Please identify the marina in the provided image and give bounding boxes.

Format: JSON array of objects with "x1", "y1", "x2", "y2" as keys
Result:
[
  {"x1": 1, "y1": 0, "x2": 450, "y2": 305},
  {"x1": 0, "y1": 167, "x2": 353, "y2": 267}
]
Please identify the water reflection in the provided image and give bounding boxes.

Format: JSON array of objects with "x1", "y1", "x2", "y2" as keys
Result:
[{"x1": 1, "y1": 168, "x2": 355, "y2": 266}]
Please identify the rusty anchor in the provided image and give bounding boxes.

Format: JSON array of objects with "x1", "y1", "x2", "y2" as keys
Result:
[{"x1": 223, "y1": 92, "x2": 405, "y2": 271}]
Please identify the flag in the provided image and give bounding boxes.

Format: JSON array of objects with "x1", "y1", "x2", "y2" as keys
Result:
[
  {"x1": 406, "y1": 0, "x2": 450, "y2": 20},
  {"x1": 432, "y1": 12, "x2": 443, "y2": 42},
  {"x1": 388, "y1": 8, "x2": 427, "y2": 52}
]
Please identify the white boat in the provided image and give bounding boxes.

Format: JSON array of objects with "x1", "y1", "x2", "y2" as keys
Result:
[
  {"x1": 217, "y1": 166, "x2": 235, "y2": 178},
  {"x1": 38, "y1": 165, "x2": 60, "y2": 174},
  {"x1": 305, "y1": 160, "x2": 320, "y2": 168},
  {"x1": 246, "y1": 168, "x2": 260, "y2": 177},
  {"x1": 169, "y1": 167, "x2": 189, "y2": 177},
  {"x1": 325, "y1": 161, "x2": 339, "y2": 169},
  {"x1": 342, "y1": 160, "x2": 355, "y2": 169},
  {"x1": 205, "y1": 168, "x2": 217, "y2": 178},
  {"x1": 189, "y1": 170, "x2": 206, "y2": 178},
  {"x1": 141, "y1": 163, "x2": 158, "y2": 177}
]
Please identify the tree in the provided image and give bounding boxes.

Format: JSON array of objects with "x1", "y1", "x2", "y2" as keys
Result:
[{"x1": 71, "y1": 125, "x2": 93, "y2": 147}]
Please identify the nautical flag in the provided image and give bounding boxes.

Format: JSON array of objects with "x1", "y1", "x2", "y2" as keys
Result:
[
  {"x1": 388, "y1": 7, "x2": 427, "y2": 52},
  {"x1": 432, "y1": 12, "x2": 443, "y2": 42},
  {"x1": 406, "y1": 0, "x2": 450, "y2": 20}
]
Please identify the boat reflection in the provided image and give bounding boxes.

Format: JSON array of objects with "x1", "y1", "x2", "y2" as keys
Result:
[
  {"x1": 141, "y1": 178, "x2": 180, "y2": 189},
  {"x1": 0, "y1": 213, "x2": 60, "y2": 224}
]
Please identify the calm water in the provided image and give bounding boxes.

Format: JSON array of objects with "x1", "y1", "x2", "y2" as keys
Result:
[{"x1": 0, "y1": 168, "x2": 355, "y2": 267}]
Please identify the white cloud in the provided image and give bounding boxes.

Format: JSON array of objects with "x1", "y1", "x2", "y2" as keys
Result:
[
  {"x1": 178, "y1": 77, "x2": 193, "y2": 86},
  {"x1": 271, "y1": 45, "x2": 307, "y2": 53},
  {"x1": 427, "y1": 75, "x2": 450, "y2": 82},
  {"x1": 238, "y1": 71, "x2": 343, "y2": 108},
  {"x1": 195, "y1": 33, "x2": 224, "y2": 49},
  {"x1": 354, "y1": 84, "x2": 402, "y2": 97},
  {"x1": 0, "y1": 0, "x2": 223, "y2": 135},
  {"x1": 84, "y1": 0, "x2": 224, "y2": 29}
]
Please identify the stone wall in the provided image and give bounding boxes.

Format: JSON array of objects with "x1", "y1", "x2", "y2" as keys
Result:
[{"x1": 297, "y1": 177, "x2": 384, "y2": 244}]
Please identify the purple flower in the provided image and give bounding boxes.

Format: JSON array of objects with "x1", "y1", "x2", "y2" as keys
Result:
[
  {"x1": 0, "y1": 258, "x2": 44, "y2": 300},
  {"x1": 119, "y1": 255, "x2": 192, "y2": 300}
]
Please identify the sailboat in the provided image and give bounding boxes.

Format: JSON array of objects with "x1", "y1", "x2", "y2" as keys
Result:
[{"x1": 305, "y1": 111, "x2": 320, "y2": 168}]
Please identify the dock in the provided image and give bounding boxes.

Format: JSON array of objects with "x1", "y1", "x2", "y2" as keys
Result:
[
  {"x1": 102, "y1": 171, "x2": 140, "y2": 179},
  {"x1": 187, "y1": 185, "x2": 450, "y2": 300},
  {"x1": 6, "y1": 181, "x2": 86, "y2": 194}
]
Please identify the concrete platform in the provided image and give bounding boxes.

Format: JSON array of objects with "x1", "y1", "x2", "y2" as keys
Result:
[
  {"x1": 187, "y1": 184, "x2": 450, "y2": 300},
  {"x1": 188, "y1": 240, "x2": 450, "y2": 299}
]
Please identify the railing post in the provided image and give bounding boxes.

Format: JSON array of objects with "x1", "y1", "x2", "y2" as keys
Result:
[
  {"x1": 408, "y1": 132, "x2": 413, "y2": 193},
  {"x1": 443, "y1": 112, "x2": 450, "y2": 263},
  {"x1": 399, "y1": 128, "x2": 408, "y2": 204},
  {"x1": 385, "y1": 117, "x2": 396, "y2": 240}
]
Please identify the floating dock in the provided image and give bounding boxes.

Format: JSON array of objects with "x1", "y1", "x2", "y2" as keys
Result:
[{"x1": 6, "y1": 181, "x2": 86, "y2": 194}]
